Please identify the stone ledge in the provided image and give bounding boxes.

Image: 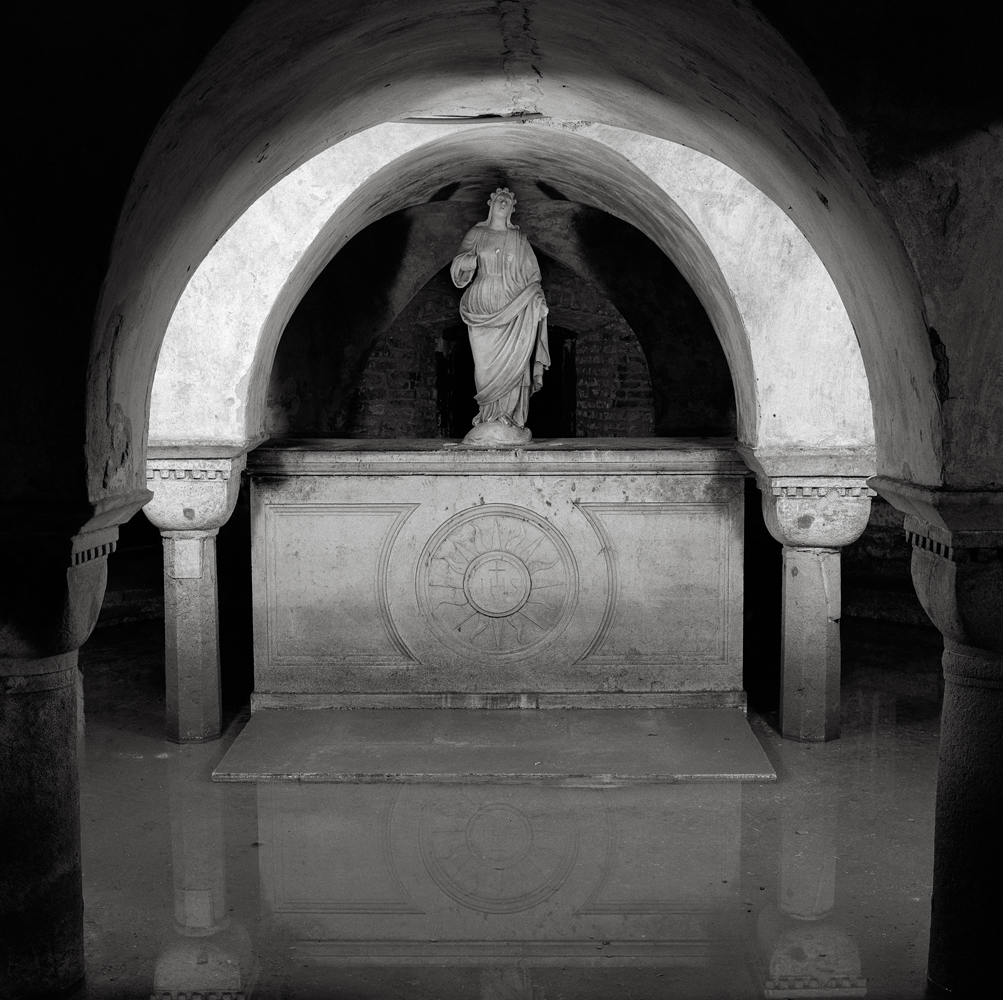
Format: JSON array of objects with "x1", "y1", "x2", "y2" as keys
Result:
[
  {"x1": 247, "y1": 437, "x2": 749, "y2": 476},
  {"x1": 251, "y1": 690, "x2": 748, "y2": 711},
  {"x1": 870, "y1": 477, "x2": 1003, "y2": 532}
]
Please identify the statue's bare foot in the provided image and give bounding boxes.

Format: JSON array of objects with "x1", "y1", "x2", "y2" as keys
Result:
[{"x1": 460, "y1": 422, "x2": 533, "y2": 448}]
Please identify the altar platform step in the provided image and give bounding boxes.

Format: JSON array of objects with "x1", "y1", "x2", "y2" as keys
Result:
[{"x1": 212, "y1": 708, "x2": 776, "y2": 784}]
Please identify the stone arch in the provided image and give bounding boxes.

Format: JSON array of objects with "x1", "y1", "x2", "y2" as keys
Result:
[
  {"x1": 149, "y1": 121, "x2": 874, "y2": 476},
  {"x1": 89, "y1": 0, "x2": 942, "y2": 506}
]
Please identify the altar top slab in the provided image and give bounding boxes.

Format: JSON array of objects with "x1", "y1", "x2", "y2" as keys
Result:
[{"x1": 248, "y1": 437, "x2": 749, "y2": 476}]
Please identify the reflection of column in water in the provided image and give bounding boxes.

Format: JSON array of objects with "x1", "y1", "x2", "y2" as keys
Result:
[
  {"x1": 842, "y1": 686, "x2": 897, "y2": 806},
  {"x1": 780, "y1": 763, "x2": 836, "y2": 921},
  {"x1": 759, "y1": 762, "x2": 867, "y2": 996},
  {"x1": 153, "y1": 744, "x2": 253, "y2": 998},
  {"x1": 480, "y1": 964, "x2": 535, "y2": 999}
]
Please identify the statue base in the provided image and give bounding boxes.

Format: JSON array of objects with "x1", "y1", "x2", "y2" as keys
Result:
[{"x1": 460, "y1": 422, "x2": 533, "y2": 449}]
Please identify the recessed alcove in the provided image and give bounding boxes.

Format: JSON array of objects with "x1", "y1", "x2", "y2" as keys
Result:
[{"x1": 264, "y1": 200, "x2": 735, "y2": 442}]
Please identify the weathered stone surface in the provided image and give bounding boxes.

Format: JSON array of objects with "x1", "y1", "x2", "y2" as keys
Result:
[
  {"x1": 145, "y1": 457, "x2": 245, "y2": 533},
  {"x1": 249, "y1": 440, "x2": 746, "y2": 708},
  {"x1": 161, "y1": 532, "x2": 222, "y2": 742},
  {"x1": 778, "y1": 547, "x2": 842, "y2": 742},
  {"x1": 146, "y1": 119, "x2": 876, "y2": 477}
]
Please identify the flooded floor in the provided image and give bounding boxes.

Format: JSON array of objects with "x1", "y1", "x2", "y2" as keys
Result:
[{"x1": 71, "y1": 618, "x2": 943, "y2": 999}]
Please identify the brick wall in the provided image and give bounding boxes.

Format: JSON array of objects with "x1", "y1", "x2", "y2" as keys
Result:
[
  {"x1": 543, "y1": 263, "x2": 654, "y2": 438},
  {"x1": 336, "y1": 276, "x2": 457, "y2": 437}
]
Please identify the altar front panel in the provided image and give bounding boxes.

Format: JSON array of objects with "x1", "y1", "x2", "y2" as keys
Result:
[{"x1": 249, "y1": 441, "x2": 745, "y2": 708}]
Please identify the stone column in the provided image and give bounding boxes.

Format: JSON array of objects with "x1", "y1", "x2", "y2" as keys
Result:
[
  {"x1": 1, "y1": 500, "x2": 145, "y2": 997},
  {"x1": 144, "y1": 456, "x2": 245, "y2": 743},
  {"x1": 760, "y1": 479, "x2": 873, "y2": 741},
  {"x1": 872, "y1": 479, "x2": 1001, "y2": 995}
]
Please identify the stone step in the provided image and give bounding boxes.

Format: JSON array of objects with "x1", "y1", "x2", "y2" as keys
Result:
[{"x1": 212, "y1": 707, "x2": 776, "y2": 784}]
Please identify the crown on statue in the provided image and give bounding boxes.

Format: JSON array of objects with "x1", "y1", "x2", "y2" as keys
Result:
[{"x1": 487, "y1": 187, "x2": 516, "y2": 208}]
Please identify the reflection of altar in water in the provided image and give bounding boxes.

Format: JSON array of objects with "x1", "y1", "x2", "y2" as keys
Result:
[
  {"x1": 256, "y1": 781, "x2": 747, "y2": 991},
  {"x1": 247, "y1": 438, "x2": 747, "y2": 710},
  {"x1": 155, "y1": 739, "x2": 868, "y2": 997}
]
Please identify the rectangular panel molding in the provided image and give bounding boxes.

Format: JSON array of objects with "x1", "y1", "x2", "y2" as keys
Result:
[{"x1": 249, "y1": 439, "x2": 747, "y2": 709}]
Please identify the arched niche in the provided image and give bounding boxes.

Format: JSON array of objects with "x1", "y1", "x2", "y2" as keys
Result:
[
  {"x1": 150, "y1": 121, "x2": 874, "y2": 475},
  {"x1": 263, "y1": 203, "x2": 731, "y2": 441}
]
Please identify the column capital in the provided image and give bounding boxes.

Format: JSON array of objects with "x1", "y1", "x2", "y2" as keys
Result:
[
  {"x1": 145, "y1": 455, "x2": 246, "y2": 533},
  {"x1": 871, "y1": 478, "x2": 1002, "y2": 655},
  {"x1": 0, "y1": 492, "x2": 150, "y2": 660},
  {"x1": 759, "y1": 476, "x2": 874, "y2": 549}
]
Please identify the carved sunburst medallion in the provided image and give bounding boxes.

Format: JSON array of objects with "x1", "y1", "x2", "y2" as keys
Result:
[
  {"x1": 417, "y1": 504, "x2": 577, "y2": 659},
  {"x1": 418, "y1": 790, "x2": 581, "y2": 913}
]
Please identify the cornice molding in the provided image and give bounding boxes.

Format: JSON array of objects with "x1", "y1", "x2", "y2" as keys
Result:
[
  {"x1": 736, "y1": 443, "x2": 876, "y2": 480},
  {"x1": 869, "y1": 477, "x2": 1003, "y2": 532}
]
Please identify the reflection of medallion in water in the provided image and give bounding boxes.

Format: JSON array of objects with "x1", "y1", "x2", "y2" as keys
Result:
[
  {"x1": 417, "y1": 504, "x2": 577, "y2": 659},
  {"x1": 419, "y1": 790, "x2": 580, "y2": 913}
]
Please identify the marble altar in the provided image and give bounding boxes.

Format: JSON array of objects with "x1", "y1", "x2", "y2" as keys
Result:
[{"x1": 248, "y1": 439, "x2": 746, "y2": 709}]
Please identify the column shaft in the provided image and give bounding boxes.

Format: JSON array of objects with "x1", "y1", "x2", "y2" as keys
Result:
[
  {"x1": 927, "y1": 644, "x2": 1001, "y2": 994},
  {"x1": 868, "y1": 488, "x2": 1003, "y2": 993},
  {"x1": 163, "y1": 531, "x2": 222, "y2": 742},
  {"x1": 0, "y1": 654, "x2": 84, "y2": 996},
  {"x1": 780, "y1": 546, "x2": 841, "y2": 741}
]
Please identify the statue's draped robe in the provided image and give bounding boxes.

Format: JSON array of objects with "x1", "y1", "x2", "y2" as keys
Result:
[{"x1": 450, "y1": 223, "x2": 550, "y2": 428}]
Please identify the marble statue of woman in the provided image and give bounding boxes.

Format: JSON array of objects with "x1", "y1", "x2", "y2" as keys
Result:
[{"x1": 450, "y1": 187, "x2": 550, "y2": 446}]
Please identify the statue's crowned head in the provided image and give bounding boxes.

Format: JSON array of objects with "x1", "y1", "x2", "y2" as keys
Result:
[{"x1": 487, "y1": 187, "x2": 516, "y2": 212}]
